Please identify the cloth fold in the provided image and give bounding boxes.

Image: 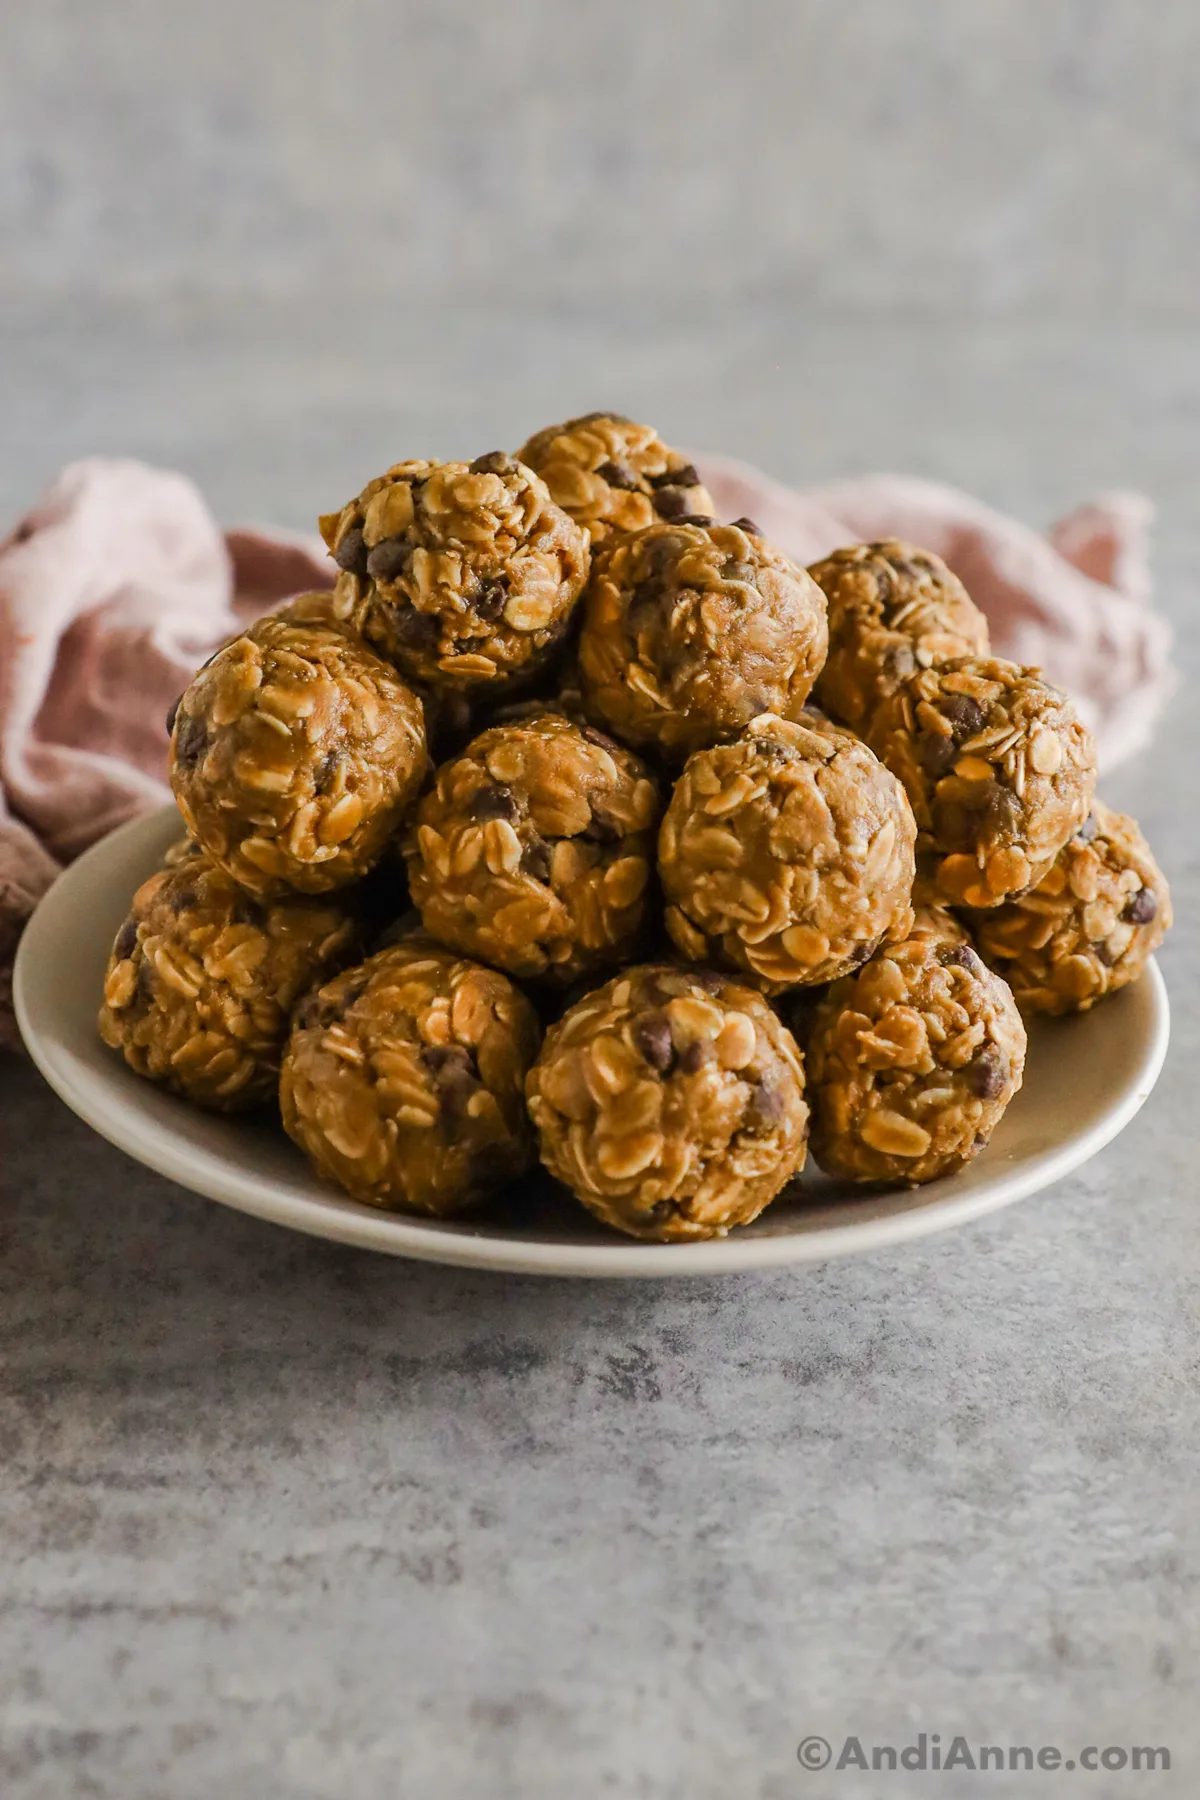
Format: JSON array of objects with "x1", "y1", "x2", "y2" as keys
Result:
[{"x1": 0, "y1": 455, "x2": 1174, "y2": 1046}]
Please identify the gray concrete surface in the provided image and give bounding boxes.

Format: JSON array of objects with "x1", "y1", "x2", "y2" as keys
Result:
[{"x1": 1, "y1": 4, "x2": 1198, "y2": 1797}]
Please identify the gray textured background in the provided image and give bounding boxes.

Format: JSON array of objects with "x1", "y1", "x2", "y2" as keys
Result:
[{"x1": 1, "y1": 4, "x2": 1197, "y2": 1798}]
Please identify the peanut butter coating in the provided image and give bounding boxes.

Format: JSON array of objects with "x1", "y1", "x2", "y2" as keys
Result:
[
  {"x1": 281, "y1": 937, "x2": 540, "y2": 1215},
  {"x1": 578, "y1": 519, "x2": 828, "y2": 764},
  {"x1": 527, "y1": 963, "x2": 808, "y2": 1241},
  {"x1": 170, "y1": 602, "x2": 428, "y2": 898}
]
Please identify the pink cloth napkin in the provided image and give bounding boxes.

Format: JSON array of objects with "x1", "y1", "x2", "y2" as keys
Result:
[{"x1": 0, "y1": 455, "x2": 1174, "y2": 1047}]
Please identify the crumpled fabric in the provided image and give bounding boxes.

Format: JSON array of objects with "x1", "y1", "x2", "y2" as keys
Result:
[{"x1": 0, "y1": 454, "x2": 1173, "y2": 1047}]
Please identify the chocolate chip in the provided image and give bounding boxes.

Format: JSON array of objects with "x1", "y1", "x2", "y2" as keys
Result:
[
  {"x1": 469, "y1": 452, "x2": 514, "y2": 476},
  {"x1": 692, "y1": 970, "x2": 725, "y2": 993},
  {"x1": 1094, "y1": 940, "x2": 1118, "y2": 966},
  {"x1": 645, "y1": 532, "x2": 688, "y2": 571},
  {"x1": 474, "y1": 578, "x2": 508, "y2": 620},
  {"x1": 965, "y1": 1044, "x2": 1007, "y2": 1100},
  {"x1": 165, "y1": 695, "x2": 182, "y2": 738},
  {"x1": 985, "y1": 787, "x2": 1024, "y2": 835},
  {"x1": 873, "y1": 565, "x2": 895, "y2": 607},
  {"x1": 580, "y1": 724, "x2": 622, "y2": 754},
  {"x1": 298, "y1": 979, "x2": 364, "y2": 1031},
  {"x1": 744, "y1": 1075, "x2": 785, "y2": 1132},
  {"x1": 679, "y1": 513, "x2": 714, "y2": 528},
  {"x1": 422, "y1": 1043, "x2": 480, "y2": 1125},
  {"x1": 391, "y1": 604, "x2": 440, "y2": 650},
  {"x1": 677, "y1": 1040, "x2": 712, "y2": 1076},
  {"x1": 468, "y1": 782, "x2": 520, "y2": 823},
  {"x1": 939, "y1": 694, "x2": 987, "y2": 741},
  {"x1": 940, "y1": 944, "x2": 984, "y2": 974},
  {"x1": 315, "y1": 750, "x2": 342, "y2": 792},
  {"x1": 293, "y1": 991, "x2": 324, "y2": 1031},
  {"x1": 170, "y1": 885, "x2": 197, "y2": 914},
  {"x1": 596, "y1": 460, "x2": 640, "y2": 491},
  {"x1": 630, "y1": 577, "x2": 664, "y2": 619},
  {"x1": 847, "y1": 940, "x2": 875, "y2": 968},
  {"x1": 133, "y1": 959, "x2": 156, "y2": 1008},
  {"x1": 653, "y1": 488, "x2": 690, "y2": 520},
  {"x1": 1123, "y1": 886, "x2": 1158, "y2": 925},
  {"x1": 114, "y1": 920, "x2": 139, "y2": 961},
  {"x1": 633, "y1": 1012, "x2": 674, "y2": 1073},
  {"x1": 728, "y1": 516, "x2": 761, "y2": 535},
  {"x1": 422, "y1": 1044, "x2": 477, "y2": 1079},
  {"x1": 582, "y1": 809, "x2": 621, "y2": 845},
  {"x1": 920, "y1": 733, "x2": 957, "y2": 779},
  {"x1": 333, "y1": 527, "x2": 369, "y2": 575},
  {"x1": 1076, "y1": 814, "x2": 1099, "y2": 842},
  {"x1": 521, "y1": 836, "x2": 552, "y2": 882},
  {"x1": 753, "y1": 738, "x2": 795, "y2": 762},
  {"x1": 723, "y1": 559, "x2": 757, "y2": 584},
  {"x1": 366, "y1": 536, "x2": 411, "y2": 582},
  {"x1": 297, "y1": 974, "x2": 365, "y2": 1031},
  {"x1": 650, "y1": 463, "x2": 700, "y2": 491},
  {"x1": 173, "y1": 714, "x2": 208, "y2": 768}
]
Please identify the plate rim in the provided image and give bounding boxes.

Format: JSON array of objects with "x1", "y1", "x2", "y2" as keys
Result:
[{"x1": 13, "y1": 807, "x2": 1172, "y2": 1279}]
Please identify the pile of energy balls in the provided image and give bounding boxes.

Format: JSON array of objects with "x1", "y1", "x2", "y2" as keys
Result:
[{"x1": 98, "y1": 415, "x2": 1172, "y2": 1242}]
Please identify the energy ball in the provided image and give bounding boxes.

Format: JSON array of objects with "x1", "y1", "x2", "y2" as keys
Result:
[
  {"x1": 578, "y1": 518, "x2": 829, "y2": 764},
  {"x1": 170, "y1": 602, "x2": 428, "y2": 898},
  {"x1": 808, "y1": 934, "x2": 1027, "y2": 1185},
  {"x1": 280, "y1": 936, "x2": 540, "y2": 1215},
  {"x1": 517, "y1": 412, "x2": 715, "y2": 546},
  {"x1": 527, "y1": 963, "x2": 809, "y2": 1241},
  {"x1": 810, "y1": 539, "x2": 990, "y2": 729},
  {"x1": 968, "y1": 802, "x2": 1170, "y2": 1014},
  {"x1": 405, "y1": 713, "x2": 661, "y2": 983},
  {"x1": 658, "y1": 712, "x2": 917, "y2": 992},
  {"x1": 319, "y1": 455, "x2": 589, "y2": 694},
  {"x1": 99, "y1": 849, "x2": 357, "y2": 1110},
  {"x1": 909, "y1": 901, "x2": 972, "y2": 948},
  {"x1": 866, "y1": 656, "x2": 1096, "y2": 909}
]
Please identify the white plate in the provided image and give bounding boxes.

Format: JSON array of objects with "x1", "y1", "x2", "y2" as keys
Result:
[{"x1": 14, "y1": 806, "x2": 1170, "y2": 1279}]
